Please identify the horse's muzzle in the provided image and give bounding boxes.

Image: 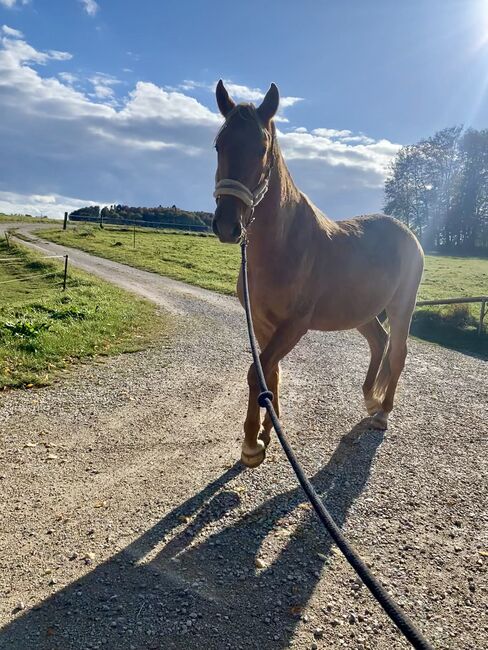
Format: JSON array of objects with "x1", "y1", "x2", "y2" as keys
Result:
[{"x1": 213, "y1": 202, "x2": 243, "y2": 243}]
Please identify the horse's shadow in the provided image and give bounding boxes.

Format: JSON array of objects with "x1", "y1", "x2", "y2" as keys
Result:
[{"x1": 1, "y1": 421, "x2": 384, "y2": 650}]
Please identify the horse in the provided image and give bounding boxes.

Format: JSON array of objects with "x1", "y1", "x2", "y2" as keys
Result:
[{"x1": 212, "y1": 80, "x2": 424, "y2": 468}]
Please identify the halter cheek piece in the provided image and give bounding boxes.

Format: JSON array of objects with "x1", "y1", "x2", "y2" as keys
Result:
[{"x1": 213, "y1": 106, "x2": 275, "y2": 230}]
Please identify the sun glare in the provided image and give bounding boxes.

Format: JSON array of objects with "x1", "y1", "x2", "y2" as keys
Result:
[{"x1": 479, "y1": 0, "x2": 488, "y2": 45}]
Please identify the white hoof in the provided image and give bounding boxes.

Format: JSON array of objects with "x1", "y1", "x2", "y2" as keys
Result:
[
  {"x1": 241, "y1": 439, "x2": 266, "y2": 468},
  {"x1": 369, "y1": 410, "x2": 388, "y2": 431}
]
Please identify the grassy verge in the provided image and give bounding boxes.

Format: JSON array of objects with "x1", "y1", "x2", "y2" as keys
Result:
[
  {"x1": 0, "y1": 213, "x2": 59, "y2": 224},
  {"x1": 41, "y1": 224, "x2": 240, "y2": 294},
  {"x1": 40, "y1": 224, "x2": 487, "y2": 358},
  {"x1": 0, "y1": 239, "x2": 167, "y2": 389}
]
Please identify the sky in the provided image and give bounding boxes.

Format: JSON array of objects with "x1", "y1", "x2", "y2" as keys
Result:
[{"x1": 1, "y1": 0, "x2": 488, "y2": 219}]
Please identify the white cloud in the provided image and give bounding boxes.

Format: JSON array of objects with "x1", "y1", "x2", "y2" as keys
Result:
[
  {"x1": 79, "y1": 0, "x2": 99, "y2": 16},
  {"x1": 1, "y1": 33, "x2": 72, "y2": 65},
  {"x1": 0, "y1": 33, "x2": 400, "y2": 219},
  {"x1": 89, "y1": 72, "x2": 121, "y2": 101},
  {"x1": 2, "y1": 25, "x2": 23, "y2": 38},
  {"x1": 0, "y1": 0, "x2": 29, "y2": 8},
  {"x1": 279, "y1": 127, "x2": 400, "y2": 187},
  {"x1": 58, "y1": 71, "x2": 78, "y2": 85},
  {"x1": 0, "y1": 34, "x2": 221, "y2": 215},
  {"x1": 0, "y1": 190, "x2": 100, "y2": 219}
]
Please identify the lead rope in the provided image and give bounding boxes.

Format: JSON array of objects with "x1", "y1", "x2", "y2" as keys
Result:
[{"x1": 240, "y1": 239, "x2": 434, "y2": 650}]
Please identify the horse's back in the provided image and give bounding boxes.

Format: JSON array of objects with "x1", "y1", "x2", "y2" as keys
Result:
[{"x1": 336, "y1": 212, "x2": 424, "y2": 271}]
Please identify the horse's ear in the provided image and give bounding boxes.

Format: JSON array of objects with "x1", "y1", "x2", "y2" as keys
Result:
[
  {"x1": 257, "y1": 83, "x2": 280, "y2": 124},
  {"x1": 216, "y1": 80, "x2": 236, "y2": 117}
]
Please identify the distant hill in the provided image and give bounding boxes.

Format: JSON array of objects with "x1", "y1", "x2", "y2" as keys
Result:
[{"x1": 69, "y1": 204, "x2": 213, "y2": 231}]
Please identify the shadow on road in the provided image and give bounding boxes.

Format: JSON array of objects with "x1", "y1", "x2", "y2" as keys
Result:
[{"x1": 1, "y1": 422, "x2": 384, "y2": 649}]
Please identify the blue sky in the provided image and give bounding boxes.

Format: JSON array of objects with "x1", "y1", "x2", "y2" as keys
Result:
[{"x1": 1, "y1": 0, "x2": 487, "y2": 218}]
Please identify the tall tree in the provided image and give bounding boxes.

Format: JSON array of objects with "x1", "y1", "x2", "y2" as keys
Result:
[{"x1": 384, "y1": 126, "x2": 487, "y2": 253}]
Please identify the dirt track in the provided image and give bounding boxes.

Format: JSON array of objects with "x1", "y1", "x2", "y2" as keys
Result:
[{"x1": 0, "y1": 223, "x2": 486, "y2": 650}]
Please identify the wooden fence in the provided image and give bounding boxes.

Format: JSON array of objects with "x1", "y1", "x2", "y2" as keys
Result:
[{"x1": 416, "y1": 296, "x2": 487, "y2": 335}]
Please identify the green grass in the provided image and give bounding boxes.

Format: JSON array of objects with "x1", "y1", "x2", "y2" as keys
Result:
[
  {"x1": 413, "y1": 254, "x2": 488, "y2": 358},
  {"x1": 40, "y1": 224, "x2": 488, "y2": 358},
  {"x1": 0, "y1": 212, "x2": 59, "y2": 224},
  {"x1": 0, "y1": 239, "x2": 167, "y2": 389},
  {"x1": 41, "y1": 224, "x2": 240, "y2": 294},
  {"x1": 418, "y1": 253, "x2": 488, "y2": 303}
]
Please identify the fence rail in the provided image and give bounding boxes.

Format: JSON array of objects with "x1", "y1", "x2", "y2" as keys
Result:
[{"x1": 416, "y1": 296, "x2": 487, "y2": 335}]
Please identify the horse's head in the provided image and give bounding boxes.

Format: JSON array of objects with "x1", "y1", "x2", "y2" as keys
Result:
[{"x1": 212, "y1": 80, "x2": 279, "y2": 243}]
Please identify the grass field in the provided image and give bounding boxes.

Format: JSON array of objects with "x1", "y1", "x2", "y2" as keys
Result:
[
  {"x1": 40, "y1": 224, "x2": 488, "y2": 357},
  {"x1": 0, "y1": 239, "x2": 166, "y2": 389},
  {"x1": 41, "y1": 224, "x2": 240, "y2": 294},
  {"x1": 0, "y1": 212, "x2": 59, "y2": 224}
]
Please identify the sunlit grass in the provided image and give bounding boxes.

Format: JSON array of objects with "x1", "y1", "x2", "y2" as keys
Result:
[
  {"x1": 0, "y1": 212, "x2": 59, "y2": 224},
  {"x1": 42, "y1": 224, "x2": 241, "y2": 295},
  {"x1": 0, "y1": 239, "x2": 167, "y2": 389}
]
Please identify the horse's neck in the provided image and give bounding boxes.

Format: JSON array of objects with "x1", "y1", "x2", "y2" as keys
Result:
[{"x1": 250, "y1": 141, "x2": 337, "y2": 254}]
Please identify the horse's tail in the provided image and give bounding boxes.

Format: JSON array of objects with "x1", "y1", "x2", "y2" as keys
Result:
[{"x1": 371, "y1": 339, "x2": 391, "y2": 406}]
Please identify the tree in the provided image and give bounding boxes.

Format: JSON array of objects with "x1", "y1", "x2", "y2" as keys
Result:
[{"x1": 384, "y1": 126, "x2": 487, "y2": 253}]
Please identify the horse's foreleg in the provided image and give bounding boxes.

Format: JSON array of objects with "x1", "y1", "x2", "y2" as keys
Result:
[
  {"x1": 260, "y1": 363, "x2": 280, "y2": 447},
  {"x1": 241, "y1": 319, "x2": 307, "y2": 468},
  {"x1": 242, "y1": 363, "x2": 265, "y2": 467}
]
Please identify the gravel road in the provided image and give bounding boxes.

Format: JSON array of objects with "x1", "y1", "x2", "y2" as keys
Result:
[{"x1": 0, "y1": 223, "x2": 486, "y2": 650}]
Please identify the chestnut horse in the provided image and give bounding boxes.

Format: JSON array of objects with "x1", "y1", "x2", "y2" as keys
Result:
[{"x1": 213, "y1": 81, "x2": 424, "y2": 468}]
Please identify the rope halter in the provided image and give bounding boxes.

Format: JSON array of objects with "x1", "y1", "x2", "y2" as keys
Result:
[{"x1": 213, "y1": 105, "x2": 275, "y2": 229}]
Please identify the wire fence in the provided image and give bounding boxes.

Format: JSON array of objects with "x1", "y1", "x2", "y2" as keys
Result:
[
  {"x1": 0, "y1": 271, "x2": 61, "y2": 285},
  {"x1": 0, "y1": 244, "x2": 69, "y2": 291},
  {"x1": 69, "y1": 215, "x2": 213, "y2": 233}
]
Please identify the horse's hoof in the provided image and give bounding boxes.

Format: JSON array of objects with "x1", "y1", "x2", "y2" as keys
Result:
[
  {"x1": 365, "y1": 397, "x2": 382, "y2": 416},
  {"x1": 241, "y1": 440, "x2": 266, "y2": 468},
  {"x1": 258, "y1": 429, "x2": 271, "y2": 448},
  {"x1": 369, "y1": 410, "x2": 388, "y2": 430}
]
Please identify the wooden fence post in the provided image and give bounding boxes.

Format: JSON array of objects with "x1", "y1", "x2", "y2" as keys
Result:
[
  {"x1": 63, "y1": 255, "x2": 68, "y2": 291},
  {"x1": 479, "y1": 300, "x2": 486, "y2": 336},
  {"x1": 63, "y1": 211, "x2": 68, "y2": 230}
]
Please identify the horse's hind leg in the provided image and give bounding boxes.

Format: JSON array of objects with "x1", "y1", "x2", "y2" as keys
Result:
[
  {"x1": 370, "y1": 275, "x2": 420, "y2": 430},
  {"x1": 357, "y1": 318, "x2": 388, "y2": 415}
]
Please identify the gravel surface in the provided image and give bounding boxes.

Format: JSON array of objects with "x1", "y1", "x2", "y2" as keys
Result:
[{"x1": 0, "y1": 224, "x2": 487, "y2": 649}]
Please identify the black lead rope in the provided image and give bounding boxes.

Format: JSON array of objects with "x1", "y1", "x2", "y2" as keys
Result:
[{"x1": 240, "y1": 240, "x2": 434, "y2": 650}]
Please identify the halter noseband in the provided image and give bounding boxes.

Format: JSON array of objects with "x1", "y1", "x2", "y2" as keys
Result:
[{"x1": 213, "y1": 106, "x2": 275, "y2": 229}]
